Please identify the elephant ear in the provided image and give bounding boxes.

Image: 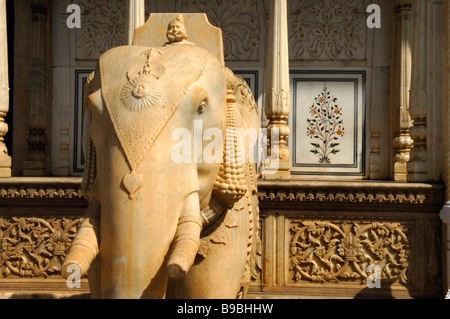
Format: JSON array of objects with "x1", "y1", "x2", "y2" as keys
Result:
[{"x1": 81, "y1": 70, "x2": 98, "y2": 199}]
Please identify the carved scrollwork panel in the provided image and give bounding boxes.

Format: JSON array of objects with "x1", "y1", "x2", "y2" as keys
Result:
[
  {"x1": 181, "y1": 0, "x2": 262, "y2": 61},
  {"x1": 0, "y1": 217, "x2": 82, "y2": 278},
  {"x1": 288, "y1": 0, "x2": 367, "y2": 61},
  {"x1": 75, "y1": 0, "x2": 128, "y2": 60},
  {"x1": 288, "y1": 220, "x2": 410, "y2": 285}
]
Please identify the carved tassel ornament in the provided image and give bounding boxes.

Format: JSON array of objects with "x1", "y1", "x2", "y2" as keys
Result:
[{"x1": 213, "y1": 89, "x2": 247, "y2": 207}]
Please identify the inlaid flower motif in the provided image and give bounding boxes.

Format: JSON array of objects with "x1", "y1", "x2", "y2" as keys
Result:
[{"x1": 306, "y1": 84, "x2": 345, "y2": 164}]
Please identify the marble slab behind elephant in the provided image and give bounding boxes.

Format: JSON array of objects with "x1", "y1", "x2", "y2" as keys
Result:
[{"x1": 133, "y1": 13, "x2": 224, "y2": 67}]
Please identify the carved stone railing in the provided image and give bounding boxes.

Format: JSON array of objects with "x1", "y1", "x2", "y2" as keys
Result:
[
  {"x1": 0, "y1": 178, "x2": 444, "y2": 298},
  {"x1": 253, "y1": 180, "x2": 444, "y2": 299}
]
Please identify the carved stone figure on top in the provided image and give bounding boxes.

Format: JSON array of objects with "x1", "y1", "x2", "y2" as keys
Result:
[
  {"x1": 60, "y1": 14, "x2": 260, "y2": 299},
  {"x1": 165, "y1": 14, "x2": 195, "y2": 45}
]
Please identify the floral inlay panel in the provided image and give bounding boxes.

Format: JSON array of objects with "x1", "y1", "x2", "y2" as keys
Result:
[
  {"x1": 289, "y1": 220, "x2": 410, "y2": 284},
  {"x1": 290, "y1": 71, "x2": 365, "y2": 176},
  {"x1": 306, "y1": 85, "x2": 345, "y2": 164}
]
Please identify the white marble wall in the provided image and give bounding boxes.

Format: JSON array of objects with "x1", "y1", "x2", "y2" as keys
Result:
[{"x1": 47, "y1": 0, "x2": 443, "y2": 182}]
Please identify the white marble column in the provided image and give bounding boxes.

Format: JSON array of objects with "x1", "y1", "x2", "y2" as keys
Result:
[
  {"x1": 262, "y1": 0, "x2": 290, "y2": 180},
  {"x1": 391, "y1": 0, "x2": 414, "y2": 182},
  {"x1": 128, "y1": 0, "x2": 146, "y2": 45},
  {"x1": 0, "y1": 0, "x2": 11, "y2": 177}
]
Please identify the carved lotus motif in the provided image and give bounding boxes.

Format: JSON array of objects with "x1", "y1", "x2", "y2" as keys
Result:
[
  {"x1": 47, "y1": 229, "x2": 71, "y2": 256},
  {"x1": 338, "y1": 234, "x2": 363, "y2": 261}
]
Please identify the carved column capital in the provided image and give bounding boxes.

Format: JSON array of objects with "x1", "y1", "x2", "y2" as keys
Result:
[
  {"x1": 394, "y1": 0, "x2": 413, "y2": 12},
  {"x1": 30, "y1": 2, "x2": 47, "y2": 17}
]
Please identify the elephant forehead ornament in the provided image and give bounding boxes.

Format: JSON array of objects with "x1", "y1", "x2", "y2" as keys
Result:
[{"x1": 99, "y1": 44, "x2": 210, "y2": 200}]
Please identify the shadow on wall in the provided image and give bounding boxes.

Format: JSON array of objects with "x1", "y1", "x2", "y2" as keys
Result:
[
  {"x1": 353, "y1": 279, "x2": 441, "y2": 299},
  {"x1": 354, "y1": 280, "x2": 395, "y2": 299}
]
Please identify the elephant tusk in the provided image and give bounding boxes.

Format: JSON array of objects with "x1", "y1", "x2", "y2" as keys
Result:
[
  {"x1": 166, "y1": 191, "x2": 203, "y2": 279},
  {"x1": 61, "y1": 199, "x2": 100, "y2": 279}
]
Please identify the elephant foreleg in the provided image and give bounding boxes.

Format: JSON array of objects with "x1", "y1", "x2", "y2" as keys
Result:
[{"x1": 61, "y1": 198, "x2": 100, "y2": 279}]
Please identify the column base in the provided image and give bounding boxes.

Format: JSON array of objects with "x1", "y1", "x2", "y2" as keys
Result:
[
  {"x1": 262, "y1": 160, "x2": 291, "y2": 181},
  {"x1": 23, "y1": 160, "x2": 48, "y2": 176},
  {"x1": 407, "y1": 161, "x2": 429, "y2": 182},
  {"x1": 0, "y1": 154, "x2": 12, "y2": 177},
  {"x1": 441, "y1": 202, "x2": 450, "y2": 297},
  {"x1": 393, "y1": 162, "x2": 408, "y2": 182}
]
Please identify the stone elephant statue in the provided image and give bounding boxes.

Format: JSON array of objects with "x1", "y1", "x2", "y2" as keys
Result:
[{"x1": 61, "y1": 37, "x2": 260, "y2": 299}]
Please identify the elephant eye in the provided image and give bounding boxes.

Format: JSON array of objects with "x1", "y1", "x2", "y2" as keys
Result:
[{"x1": 197, "y1": 101, "x2": 207, "y2": 114}]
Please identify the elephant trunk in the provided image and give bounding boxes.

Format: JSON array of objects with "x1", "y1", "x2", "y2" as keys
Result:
[
  {"x1": 61, "y1": 199, "x2": 100, "y2": 279},
  {"x1": 166, "y1": 191, "x2": 203, "y2": 279}
]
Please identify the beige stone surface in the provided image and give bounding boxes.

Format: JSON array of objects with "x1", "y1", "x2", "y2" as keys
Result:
[{"x1": 133, "y1": 13, "x2": 224, "y2": 66}]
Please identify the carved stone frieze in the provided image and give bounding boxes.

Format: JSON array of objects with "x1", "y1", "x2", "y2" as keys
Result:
[
  {"x1": 289, "y1": 220, "x2": 410, "y2": 284},
  {"x1": 0, "y1": 217, "x2": 82, "y2": 278},
  {"x1": 75, "y1": 0, "x2": 127, "y2": 60},
  {"x1": 181, "y1": 0, "x2": 262, "y2": 61},
  {"x1": 0, "y1": 186, "x2": 83, "y2": 199},
  {"x1": 288, "y1": 0, "x2": 367, "y2": 61},
  {"x1": 258, "y1": 189, "x2": 427, "y2": 205}
]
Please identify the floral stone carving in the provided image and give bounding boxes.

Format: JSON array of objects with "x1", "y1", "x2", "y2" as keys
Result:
[
  {"x1": 181, "y1": 0, "x2": 261, "y2": 61},
  {"x1": 76, "y1": 0, "x2": 127, "y2": 60},
  {"x1": 289, "y1": 220, "x2": 410, "y2": 284},
  {"x1": 0, "y1": 217, "x2": 82, "y2": 278},
  {"x1": 288, "y1": 0, "x2": 366, "y2": 61}
]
